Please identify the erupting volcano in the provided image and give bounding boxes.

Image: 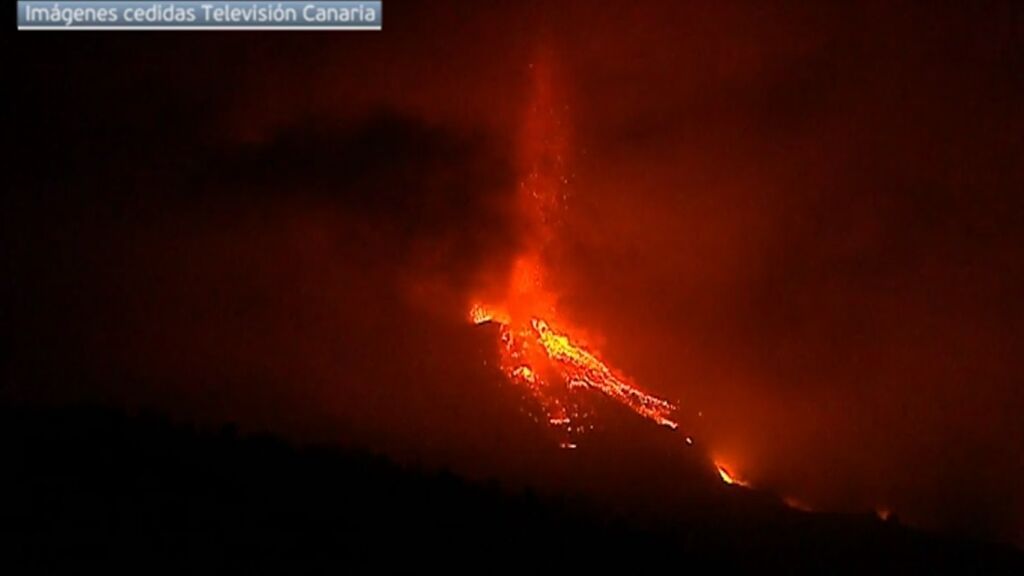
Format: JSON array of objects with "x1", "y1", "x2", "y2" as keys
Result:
[{"x1": 469, "y1": 55, "x2": 680, "y2": 446}]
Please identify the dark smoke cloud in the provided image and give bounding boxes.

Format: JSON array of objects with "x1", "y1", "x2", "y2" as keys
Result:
[
  {"x1": 202, "y1": 112, "x2": 521, "y2": 289},
  {"x1": 5, "y1": 30, "x2": 530, "y2": 474}
]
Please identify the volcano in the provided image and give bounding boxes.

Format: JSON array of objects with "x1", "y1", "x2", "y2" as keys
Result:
[
  {"x1": 465, "y1": 52, "x2": 689, "y2": 454},
  {"x1": 466, "y1": 317, "x2": 718, "y2": 502}
]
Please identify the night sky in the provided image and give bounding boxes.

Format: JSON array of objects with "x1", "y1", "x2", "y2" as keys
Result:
[{"x1": 7, "y1": 1, "x2": 1023, "y2": 545}]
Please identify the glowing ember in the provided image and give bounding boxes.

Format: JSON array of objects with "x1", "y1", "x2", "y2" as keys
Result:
[{"x1": 468, "y1": 53, "x2": 679, "y2": 444}]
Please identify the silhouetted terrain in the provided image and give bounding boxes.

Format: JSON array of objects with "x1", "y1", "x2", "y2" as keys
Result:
[{"x1": 5, "y1": 404, "x2": 1020, "y2": 572}]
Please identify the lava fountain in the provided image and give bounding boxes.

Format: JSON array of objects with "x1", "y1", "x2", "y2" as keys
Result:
[{"x1": 468, "y1": 53, "x2": 679, "y2": 447}]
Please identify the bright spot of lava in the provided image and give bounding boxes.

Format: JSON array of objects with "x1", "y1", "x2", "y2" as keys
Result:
[{"x1": 715, "y1": 462, "x2": 749, "y2": 487}]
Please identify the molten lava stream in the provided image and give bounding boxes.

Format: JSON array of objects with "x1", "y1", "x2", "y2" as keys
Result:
[{"x1": 470, "y1": 302, "x2": 679, "y2": 443}]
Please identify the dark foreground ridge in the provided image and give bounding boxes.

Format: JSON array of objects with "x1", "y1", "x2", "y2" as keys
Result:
[{"x1": 6, "y1": 404, "x2": 1021, "y2": 572}]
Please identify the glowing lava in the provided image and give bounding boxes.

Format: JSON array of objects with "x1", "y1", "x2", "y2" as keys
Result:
[
  {"x1": 468, "y1": 53, "x2": 679, "y2": 444},
  {"x1": 471, "y1": 305, "x2": 678, "y2": 436},
  {"x1": 715, "y1": 462, "x2": 749, "y2": 487}
]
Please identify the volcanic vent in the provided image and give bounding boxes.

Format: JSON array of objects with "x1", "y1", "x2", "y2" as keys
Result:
[{"x1": 467, "y1": 54, "x2": 685, "y2": 451}]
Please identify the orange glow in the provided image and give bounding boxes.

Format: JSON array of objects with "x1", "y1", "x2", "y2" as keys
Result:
[
  {"x1": 715, "y1": 461, "x2": 749, "y2": 487},
  {"x1": 783, "y1": 496, "x2": 814, "y2": 512},
  {"x1": 467, "y1": 52, "x2": 680, "y2": 444}
]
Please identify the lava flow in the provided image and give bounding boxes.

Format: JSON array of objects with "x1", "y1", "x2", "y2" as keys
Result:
[
  {"x1": 715, "y1": 462, "x2": 749, "y2": 487},
  {"x1": 468, "y1": 54, "x2": 678, "y2": 445},
  {"x1": 470, "y1": 297, "x2": 678, "y2": 436}
]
